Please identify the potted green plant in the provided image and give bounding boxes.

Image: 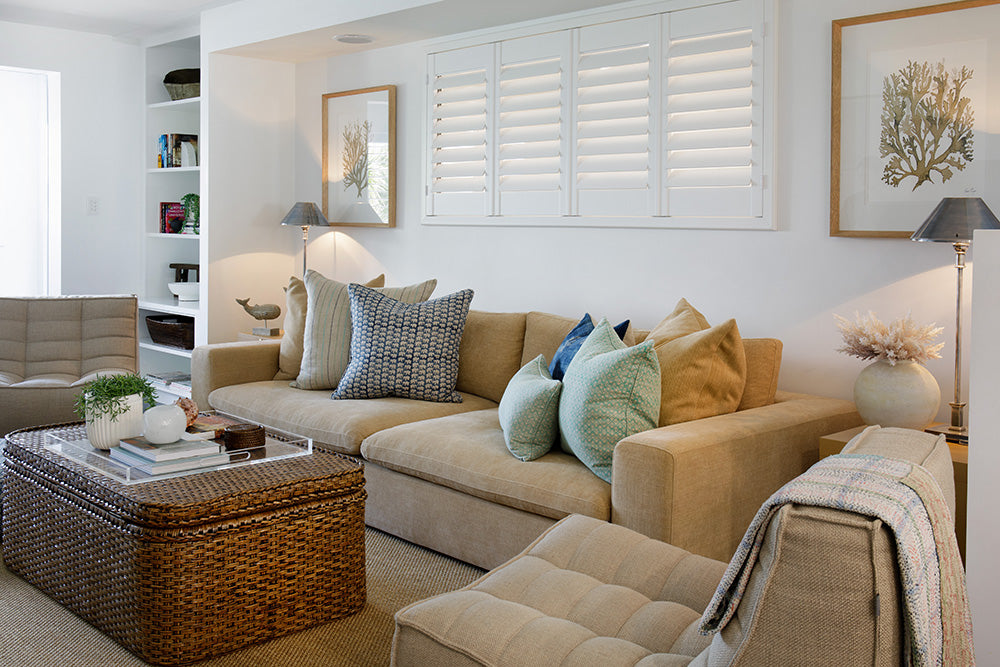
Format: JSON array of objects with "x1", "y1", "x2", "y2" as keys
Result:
[
  {"x1": 181, "y1": 192, "x2": 200, "y2": 234},
  {"x1": 75, "y1": 373, "x2": 157, "y2": 450}
]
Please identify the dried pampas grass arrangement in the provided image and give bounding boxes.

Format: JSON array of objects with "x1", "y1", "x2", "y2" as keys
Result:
[{"x1": 834, "y1": 311, "x2": 944, "y2": 365}]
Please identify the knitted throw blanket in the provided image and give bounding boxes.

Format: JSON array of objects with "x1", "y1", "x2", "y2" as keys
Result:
[{"x1": 699, "y1": 454, "x2": 974, "y2": 667}]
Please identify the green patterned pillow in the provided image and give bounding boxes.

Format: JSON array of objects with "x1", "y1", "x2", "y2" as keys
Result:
[
  {"x1": 296, "y1": 270, "x2": 436, "y2": 390},
  {"x1": 498, "y1": 355, "x2": 562, "y2": 461},
  {"x1": 332, "y1": 285, "x2": 474, "y2": 402},
  {"x1": 558, "y1": 319, "x2": 661, "y2": 483}
]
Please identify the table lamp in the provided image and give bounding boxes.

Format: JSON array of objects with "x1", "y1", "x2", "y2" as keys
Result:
[
  {"x1": 280, "y1": 202, "x2": 330, "y2": 274},
  {"x1": 911, "y1": 196, "x2": 1000, "y2": 444}
]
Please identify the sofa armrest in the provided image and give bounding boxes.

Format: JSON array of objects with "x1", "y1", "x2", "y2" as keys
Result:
[
  {"x1": 611, "y1": 392, "x2": 862, "y2": 562},
  {"x1": 190, "y1": 341, "x2": 281, "y2": 408}
]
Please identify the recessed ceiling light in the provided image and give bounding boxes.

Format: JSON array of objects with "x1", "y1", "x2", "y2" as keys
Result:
[{"x1": 333, "y1": 34, "x2": 373, "y2": 44}]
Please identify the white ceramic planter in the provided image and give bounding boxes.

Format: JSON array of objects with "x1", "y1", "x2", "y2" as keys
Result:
[
  {"x1": 853, "y1": 359, "x2": 941, "y2": 429},
  {"x1": 85, "y1": 393, "x2": 144, "y2": 449}
]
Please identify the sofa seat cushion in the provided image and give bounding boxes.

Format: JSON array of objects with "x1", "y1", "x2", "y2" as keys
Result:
[
  {"x1": 393, "y1": 515, "x2": 725, "y2": 666},
  {"x1": 361, "y1": 409, "x2": 610, "y2": 520},
  {"x1": 0, "y1": 383, "x2": 83, "y2": 434},
  {"x1": 208, "y1": 381, "x2": 496, "y2": 456}
]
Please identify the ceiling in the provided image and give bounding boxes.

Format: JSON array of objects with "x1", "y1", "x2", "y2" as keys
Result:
[
  {"x1": 223, "y1": 0, "x2": 638, "y2": 62},
  {"x1": 0, "y1": 0, "x2": 234, "y2": 40},
  {"x1": 0, "y1": 0, "x2": 636, "y2": 59}
]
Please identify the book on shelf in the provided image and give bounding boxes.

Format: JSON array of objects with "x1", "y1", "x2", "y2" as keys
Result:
[
  {"x1": 109, "y1": 446, "x2": 229, "y2": 475},
  {"x1": 119, "y1": 434, "x2": 222, "y2": 462},
  {"x1": 156, "y1": 133, "x2": 199, "y2": 168},
  {"x1": 145, "y1": 372, "x2": 192, "y2": 399},
  {"x1": 147, "y1": 370, "x2": 191, "y2": 386},
  {"x1": 159, "y1": 201, "x2": 185, "y2": 233}
]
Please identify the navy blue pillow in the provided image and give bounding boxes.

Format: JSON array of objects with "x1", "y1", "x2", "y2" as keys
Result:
[{"x1": 548, "y1": 313, "x2": 630, "y2": 381}]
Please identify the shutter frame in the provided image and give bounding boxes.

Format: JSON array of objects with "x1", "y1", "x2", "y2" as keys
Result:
[{"x1": 424, "y1": 0, "x2": 772, "y2": 229}]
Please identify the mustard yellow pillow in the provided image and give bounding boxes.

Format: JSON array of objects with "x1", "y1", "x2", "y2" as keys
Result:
[
  {"x1": 650, "y1": 315, "x2": 747, "y2": 426},
  {"x1": 647, "y1": 297, "x2": 710, "y2": 343},
  {"x1": 273, "y1": 273, "x2": 385, "y2": 381}
]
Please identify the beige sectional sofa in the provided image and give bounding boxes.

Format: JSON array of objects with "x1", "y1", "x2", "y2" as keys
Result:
[{"x1": 192, "y1": 310, "x2": 861, "y2": 569}]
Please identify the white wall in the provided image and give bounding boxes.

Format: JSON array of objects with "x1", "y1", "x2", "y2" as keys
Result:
[
  {"x1": 204, "y1": 52, "x2": 296, "y2": 341},
  {"x1": 0, "y1": 21, "x2": 142, "y2": 295},
  {"x1": 968, "y1": 229, "x2": 1000, "y2": 662},
  {"x1": 291, "y1": 0, "x2": 973, "y2": 423}
]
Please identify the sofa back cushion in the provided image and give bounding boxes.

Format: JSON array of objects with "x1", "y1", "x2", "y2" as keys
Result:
[
  {"x1": 739, "y1": 338, "x2": 782, "y2": 410},
  {"x1": 456, "y1": 310, "x2": 527, "y2": 404},
  {"x1": 521, "y1": 312, "x2": 579, "y2": 368},
  {"x1": 0, "y1": 296, "x2": 137, "y2": 383}
]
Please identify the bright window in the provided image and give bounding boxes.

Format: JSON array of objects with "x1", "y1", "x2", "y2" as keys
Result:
[{"x1": 0, "y1": 66, "x2": 60, "y2": 295}]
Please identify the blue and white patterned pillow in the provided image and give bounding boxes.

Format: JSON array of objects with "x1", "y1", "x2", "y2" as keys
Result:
[
  {"x1": 548, "y1": 313, "x2": 631, "y2": 381},
  {"x1": 332, "y1": 285, "x2": 474, "y2": 402},
  {"x1": 295, "y1": 270, "x2": 436, "y2": 390},
  {"x1": 498, "y1": 355, "x2": 562, "y2": 461}
]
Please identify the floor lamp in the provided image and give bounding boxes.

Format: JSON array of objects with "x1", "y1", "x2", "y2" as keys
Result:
[
  {"x1": 280, "y1": 202, "x2": 330, "y2": 275},
  {"x1": 911, "y1": 197, "x2": 1000, "y2": 444}
]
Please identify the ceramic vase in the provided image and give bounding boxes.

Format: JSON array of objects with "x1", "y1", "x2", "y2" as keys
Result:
[
  {"x1": 853, "y1": 359, "x2": 940, "y2": 429},
  {"x1": 85, "y1": 393, "x2": 144, "y2": 450}
]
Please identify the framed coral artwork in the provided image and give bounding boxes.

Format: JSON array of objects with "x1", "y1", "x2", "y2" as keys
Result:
[
  {"x1": 322, "y1": 85, "x2": 396, "y2": 227},
  {"x1": 830, "y1": 0, "x2": 1000, "y2": 237}
]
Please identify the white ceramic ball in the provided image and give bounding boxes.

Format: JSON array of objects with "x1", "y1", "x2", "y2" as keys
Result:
[{"x1": 143, "y1": 404, "x2": 188, "y2": 444}]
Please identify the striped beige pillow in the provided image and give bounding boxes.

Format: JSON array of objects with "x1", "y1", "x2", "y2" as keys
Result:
[
  {"x1": 294, "y1": 270, "x2": 436, "y2": 389},
  {"x1": 274, "y1": 273, "x2": 386, "y2": 381}
]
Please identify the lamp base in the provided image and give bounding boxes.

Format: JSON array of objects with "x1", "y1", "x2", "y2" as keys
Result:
[{"x1": 924, "y1": 423, "x2": 968, "y2": 445}]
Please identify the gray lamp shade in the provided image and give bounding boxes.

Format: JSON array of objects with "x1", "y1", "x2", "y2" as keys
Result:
[
  {"x1": 911, "y1": 197, "x2": 1000, "y2": 243},
  {"x1": 280, "y1": 202, "x2": 329, "y2": 228}
]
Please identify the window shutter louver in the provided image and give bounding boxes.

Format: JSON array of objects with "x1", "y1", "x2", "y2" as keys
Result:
[
  {"x1": 662, "y1": 0, "x2": 762, "y2": 219},
  {"x1": 427, "y1": 45, "x2": 494, "y2": 216},
  {"x1": 575, "y1": 17, "x2": 657, "y2": 216},
  {"x1": 497, "y1": 32, "x2": 571, "y2": 215}
]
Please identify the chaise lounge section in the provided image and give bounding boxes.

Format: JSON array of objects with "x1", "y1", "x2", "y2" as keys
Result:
[
  {"x1": 392, "y1": 426, "x2": 967, "y2": 666},
  {"x1": 193, "y1": 307, "x2": 861, "y2": 569}
]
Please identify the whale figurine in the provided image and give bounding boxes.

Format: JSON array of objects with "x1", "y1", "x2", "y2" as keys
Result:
[{"x1": 235, "y1": 298, "x2": 281, "y2": 322}]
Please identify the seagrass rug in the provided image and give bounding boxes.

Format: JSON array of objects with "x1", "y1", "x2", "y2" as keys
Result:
[{"x1": 0, "y1": 527, "x2": 484, "y2": 666}]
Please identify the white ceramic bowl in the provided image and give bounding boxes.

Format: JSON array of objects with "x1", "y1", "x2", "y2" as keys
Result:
[{"x1": 168, "y1": 282, "x2": 199, "y2": 301}]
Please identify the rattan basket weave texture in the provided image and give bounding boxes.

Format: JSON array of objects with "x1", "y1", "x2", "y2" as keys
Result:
[{"x1": 1, "y1": 422, "x2": 366, "y2": 666}]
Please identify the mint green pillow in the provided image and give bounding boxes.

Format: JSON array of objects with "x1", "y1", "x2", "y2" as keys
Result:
[
  {"x1": 558, "y1": 319, "x2": 661, "y2": 482},
  {"x1": 498, "y1": 355, "x2": 563, "y2": 461},
  {"x1": 296, "y1": 270, "x2": 437, "y2": 390}
]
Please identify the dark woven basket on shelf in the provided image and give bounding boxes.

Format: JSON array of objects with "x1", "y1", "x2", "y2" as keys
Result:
[
  {"x1": 146, "y1": 315, "x2": 194, "y2": 350},
  {"x1": 163, "y1": 68, "x2": 200, "y2": 101}
]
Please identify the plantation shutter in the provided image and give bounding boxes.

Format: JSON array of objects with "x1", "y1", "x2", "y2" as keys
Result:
[
  {"x1": 497, "y1": 32, "x2": 571, "y2": 216},
  {"x1": 427, "y1": 45, "x2": 494, "y2": 216},
  {"x1": 574, "y1": 16, "x2": 657, "y2": 217},
  {"x1": 662, "y1": 0, "x2": 762, "y2": 218}
]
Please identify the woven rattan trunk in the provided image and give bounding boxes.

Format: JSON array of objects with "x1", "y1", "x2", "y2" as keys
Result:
[{"x1": 2, "y1": 423, "x2": 366, "y2": 665}]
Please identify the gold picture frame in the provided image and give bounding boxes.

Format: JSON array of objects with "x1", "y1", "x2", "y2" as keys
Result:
[
  {"x1": 831, "y1": 0, "x2": 1000, "y2": 237},
  {"x1": 322, "y1": 85, "x2": 396, "y2": 227}
]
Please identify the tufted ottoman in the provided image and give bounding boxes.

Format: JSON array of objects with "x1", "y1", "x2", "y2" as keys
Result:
[{"x1": 391, "y1": 514, "x2": 727, "y2": 665}]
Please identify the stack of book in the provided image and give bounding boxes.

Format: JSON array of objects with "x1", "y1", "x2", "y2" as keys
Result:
[
  {"x1": 110, "y1": 434, "x2": 228, "y2": 475},
  {"x1": 146, "y1": 371, "x2": 192, "y2": 401},
  {"x1": 156, "y1": 133, "x2": 199, "y2": 168}
]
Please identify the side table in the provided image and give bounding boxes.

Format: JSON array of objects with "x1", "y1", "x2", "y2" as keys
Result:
[
  {"x1": 819, "y1": 425, "x2": 967, "y2": 562},
  {"x1": 237, "y1": 330, "x2": 283, "y2": 342}
]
